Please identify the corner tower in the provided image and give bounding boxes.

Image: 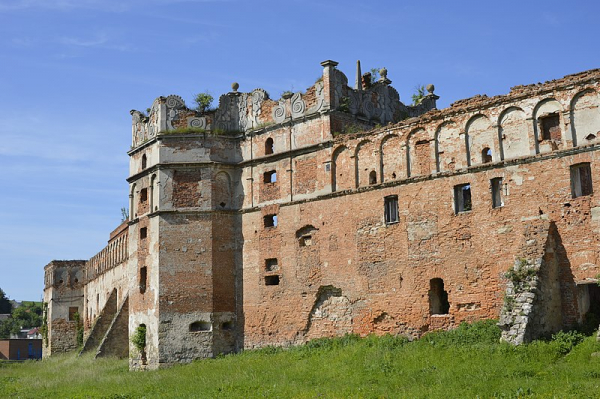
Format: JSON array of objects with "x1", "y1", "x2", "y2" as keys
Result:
[{"x1": 127, "y1": 95, "x2": 241, "y2": 369}]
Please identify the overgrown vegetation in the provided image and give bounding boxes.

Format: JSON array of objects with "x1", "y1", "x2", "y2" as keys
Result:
[
  {"x1": 131, "y1": 325, "x2": 146, "y2": 354},
  {"x1": 412, "y1": 84, "x2": 426, "y2": 105},
  {"x1": 158, "y1": 127, "x2": 206, "y2": 135},
  {"x1": 73, "y1": 312, "x2": 83, "y2": 347},
  {"x1": 505, "y1": 258, "x2": 537, "y2": 285},
  {"x1": 1, "y1": 321, "x2": 599, "y2": 397},
  {"x1": 193, "y1": 92, "x2": 213, "y2": 113}
]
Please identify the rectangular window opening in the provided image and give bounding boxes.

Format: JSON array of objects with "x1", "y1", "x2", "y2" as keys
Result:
[
  {"x1": 491, "y1": 177, "x2": 503, "y2": 208},
  {"x1": 540, "y1": 113, "x2": 561, "y2": 141},
  {"x1": 265, "y1": 258, "x2": 278, "y2": 272},
  {"x1": 68, "y1": 307, "x2": 78, "y2": 321},
  {"x1": 454, "y1": 184, "x2": 472, "y2": 214},
  {"x1": 140, "y1": 188, "x2": 148, "y2": 202},
  {"x1": 263, "y1": 170, "x2": 277, "y2": 183},
  {"x1": 140, "y1": 227, "x2": 147, "y2": 239},
  {"x1": 264, "y1": 214, "x2": 278, "y2": 228},
  {"x1": 571, "y1": 163, "x2": 593, "y2": 198},
  {"x1": 384, "y1": 195, "x2": 399, "y2": 224},
  {"x1": 265, "y1": 275, "x2": 280, "y2": 286},
  {"x1": 139, "y1": 266, "x2": 147, "y2": 294}
]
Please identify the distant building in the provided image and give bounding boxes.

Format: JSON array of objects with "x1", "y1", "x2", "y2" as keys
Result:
[{"x1": 0, "y1": 339, "x2": 42, "y2": 360}]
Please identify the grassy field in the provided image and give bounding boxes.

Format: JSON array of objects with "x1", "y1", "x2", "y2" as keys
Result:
[{"x1": 2, "y1": 321, "x2": 600, "y2": 398}]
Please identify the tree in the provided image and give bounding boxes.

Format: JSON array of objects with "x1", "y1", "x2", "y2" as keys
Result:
[
  {"x1": 193, "y1": 92, "x2": 213, "y2": 113},
  {"x1": 0, "y1": 288, "x2": 12, "y2": 314},
  {"x1": 0, "y1": 300, "x2": 42, "y2": 339}
]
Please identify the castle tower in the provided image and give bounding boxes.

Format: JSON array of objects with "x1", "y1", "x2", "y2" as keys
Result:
[
  {"x1": 127, "y1": 95, "x2": 240, "y2": 369},
  {"x1": 42, "y1": 260, "x2": 86, "y2": 357}
]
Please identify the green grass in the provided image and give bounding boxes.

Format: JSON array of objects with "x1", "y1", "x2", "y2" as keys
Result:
[{"x1": 2, "y1": 321, "x2": 600, "y2": 398}]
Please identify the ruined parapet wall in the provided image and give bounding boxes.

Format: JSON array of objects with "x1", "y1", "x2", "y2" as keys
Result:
[
  {"x1": 43, "y1": 260, "x2": 86, "y2": 357},
  {"x1": 83, "y1": 221, "x2": 129, "y2": 332}
]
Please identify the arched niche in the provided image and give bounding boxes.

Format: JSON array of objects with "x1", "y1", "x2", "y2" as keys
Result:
[
  {"x1": 332, "y1": 145, "x2": 353, "y2": 191},
  {"x1": 570, "y1": 89, "x2": 600, "y2": 147},
  {"x1": 435, "y1": 121, "x2": 465, "y2": 172},
  {"x1": 380, "y1": 134, "x2": 405, "y2": 182},
  {"x1": 466, "y1": 114, "x2": 497, "y2": 166},
  {"x1": 407, "y1": 128, "x2": 432, "y2": 177},
  {"x1": 213, "y1": 171, "x2": 232, "y2": 209},
  {"x1": 499, "y1": 107, "x2": 530, "y2": 160},
  {"x1": 533, "y1": 98, "x2": 564, "y2": 154},
  {"x1": 355, "y1": 140, "x2": 377, "y2": 187}
]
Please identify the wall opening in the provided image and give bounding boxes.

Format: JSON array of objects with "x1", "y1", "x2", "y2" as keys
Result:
[
  {"x1": 140, "y1": 188, "x2": 148, "y2": 202},
  {"x1": 265, "y1": 138, "x2": 274, "y2": 155},
  {"x1": 577, "y1": 283, "x2": 600, "y2": 329},
  {"x1": 139, "y1": 266, "x2": 147, "y2": 294},
  {"x1": 540, "y1": 113, "x2": 561, "y2": 141},
  {"x1": 299, "y1": 235, "x2": 312, "y2": 247},
  {"x1": 140, "y1": 227, "x2": 147, "y2": 240},
  {"x1": 369, "y1": 170, "x2": 377, "y2": 185},
  {"x1": 222, "y1": 321, "x2": 234, "y2": 331},
  {"x1": 68, "y1": 307, "x2": 78, "y2": 321},
  {"x1": 571, "y1": 163, "x2": 593, "y2": 198},
  {"x1": 491, "y1": 177, "x2": 503, "y2": 208},
  {"x1": 263, "y1": 214, "x2": 278, "y2": 228},
  {"x1": 482, "y1": 147, "x2": 492, "y2": 163},
  {"x1": 429, "y1": 278, "x2": 449, "y2": 315},
  {"x1": 454, "y1": 184, "x2": 472, "y2": 214},
  {"x1": 384, "y1": 195, "x2": 399, "y2": 224},
  {"x1": 265, "y1": 258, "x2": 278, "y2": 272},
  {"x1": 141, "y1": 154, "x2": 147, "y2": 170},
  {"x1": 189, "y1": 321, "x2": 212, "y2": 332},
  {"x1": 263, "y1": 170, "x2": 277, "y2": 183},
  {"x1": 264, "y1": 275, "x2": 280, "y2": 286}
]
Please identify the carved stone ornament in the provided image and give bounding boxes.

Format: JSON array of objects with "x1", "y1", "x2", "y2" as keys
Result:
[
  {"x1": 273, "y1": 100, "x2": 286, "y2": 124},
  {"x1": 187, "y1": 117, "x2": 207, "y2": 129},
  {"x1": 291, "y1": 92, "x2": 306, "y2": 118}
]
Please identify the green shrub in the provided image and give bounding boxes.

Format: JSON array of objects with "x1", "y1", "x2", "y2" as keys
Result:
[
  {"x1": 193, "y1": 92, "x2": 213, "y2": 113},
  {"x1": 131, "y1": 325, "x2": 146, "y2": 353},
  {"x1": 550, "y1": 330, "x2": 585, "y2": 356}
]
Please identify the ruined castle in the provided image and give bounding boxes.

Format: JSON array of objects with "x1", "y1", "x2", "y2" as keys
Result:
[{"x1": 43, "y1": 60, "x2": 600, "y2": 369}]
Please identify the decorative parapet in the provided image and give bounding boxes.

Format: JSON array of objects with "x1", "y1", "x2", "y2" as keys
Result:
[{"x1": 128, "y1": 60, "x2": 437, "y2": 149}]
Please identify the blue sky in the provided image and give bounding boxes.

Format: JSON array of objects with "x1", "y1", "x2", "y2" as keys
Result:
[{"x1": 0, "y1": 0, "x2": 599, "y2": 301}]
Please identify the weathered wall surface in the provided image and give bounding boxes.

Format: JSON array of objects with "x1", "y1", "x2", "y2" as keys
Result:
[
  {"x1": 43, "y1": 260, "x2": 86, "y2": 357},
  {"x1": 45, "y1": 63, "x2": 600, "y2": 368}
]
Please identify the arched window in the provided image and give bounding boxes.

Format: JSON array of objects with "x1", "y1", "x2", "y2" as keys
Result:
[
  {"x1": 141, "y1": 154, "x2": 147, "y2": 170},
  {"x1": 265, "y1": 138, "x2": 274, "y2": 155},
  {"x1": 369, "y1": 171, "x2": 377, "y2": 185},
  {"x1": 482, "y1": 148, "x2": 492, "y2": 163}
]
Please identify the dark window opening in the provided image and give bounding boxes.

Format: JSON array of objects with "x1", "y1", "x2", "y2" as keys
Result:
[
  {"x1": 265, "y1": 258, "x2": 278, "y2": 272},
  {"x1": 222, "y1": 321, "x2": 234, "y2": 331},
  {"x1": 429, "y1": 278, "x2": 450, "y2": 315},
  {"x1": 264, "y1": 214, "x2": 278, "y2": 228},
  {"x1": 540, "y1": 113, "x2": 561, "y2": 141},
  {"x1": 369, "y1": 170, "x2": 377, "y2": 185},
  {"x1": 482, "y1": 147, "x2": 492, "y2": 163},
  {"x1": 577, "y1": 283, "x2": 600, "y2": 333},
  {"x1": 491, "y1": 177, "x2": 503, "y2": 208},
  {"x1": 68, "y1": 307, "x2": 78, "y2": 321},
  {"x1": 454, "y1": 184, "x2": 472, "y2": 214},
  {"x1": 140, "y1": 227, "x2": 147, "y2": 240},
  {"x1": 384, "y1": 195, "x2": 399, "y2": 224},
  {"x1": 140, "y1": 188, "x2": 148, "y2": 202},
  {"x1": 189, "y1": 321, "x2": 211, "y2": 332},
  {"x1": 391, "y1": 172, "x2": 397, "y2": 179},
  {"x1": 571, "y1": 163, "x2": 593, "y2": 198},
  {"x1": 265, "y1": 275, "x2": 280, "y2": 286},
  {"x1": 299, "y1": 235, "x2": 312, "y2": 247},
  {"x1": 265, "y1": 138, "x2": 274, "y2": 155},
  {"x1": 139, "y1": 266, "x2": 147, "y2": 294},
  {"x1": 141, "y1": 154, "x2": 147, "y2": 170},
  {"x1": 263, "y1": 170, "x2": 277, "y2": 183}
]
